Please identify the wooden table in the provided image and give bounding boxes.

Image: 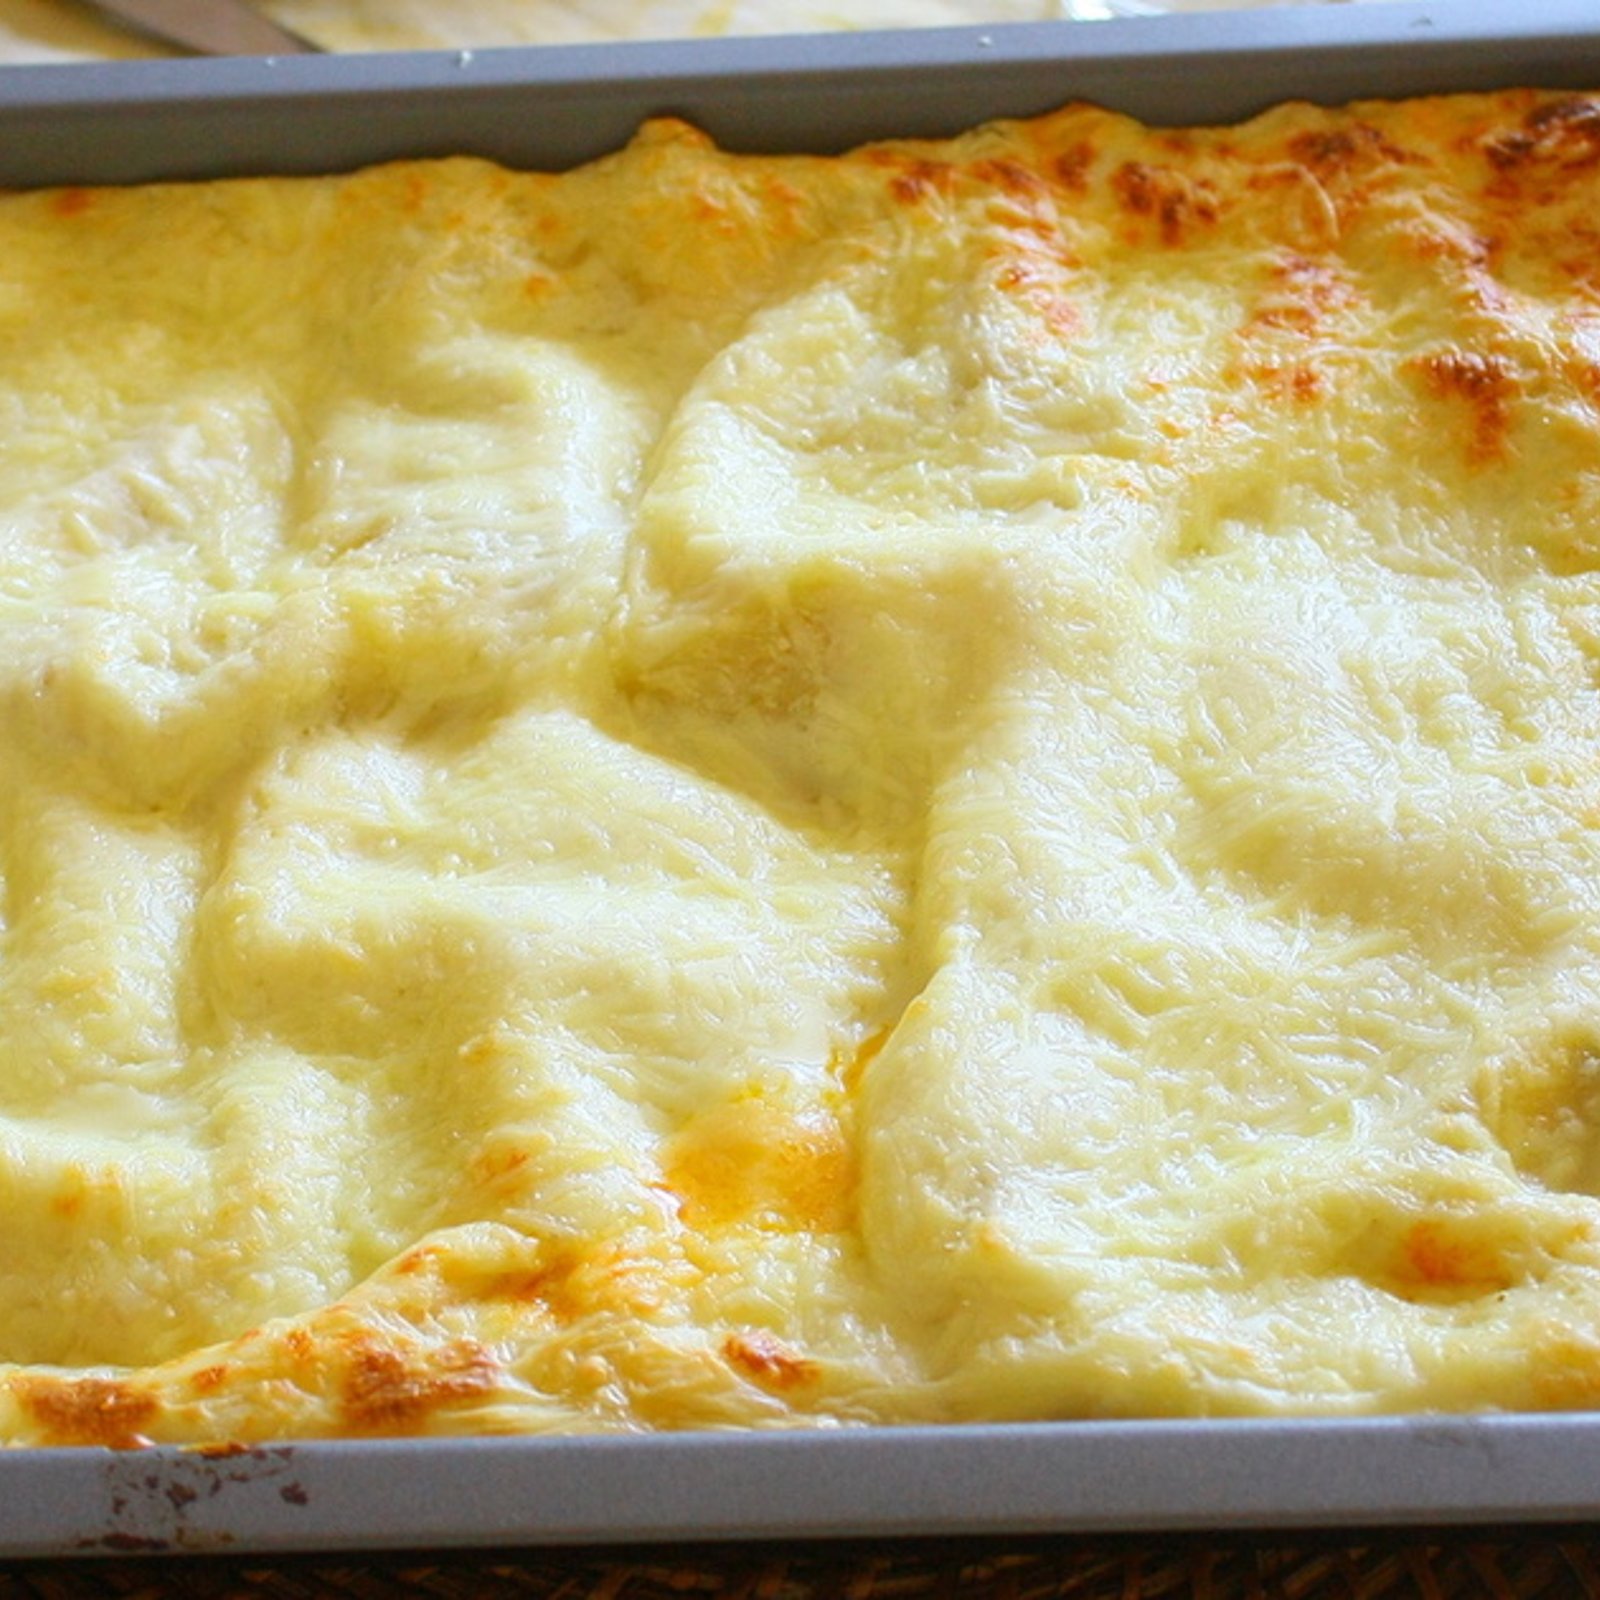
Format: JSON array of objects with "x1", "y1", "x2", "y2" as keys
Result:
[{"x1": 4, "y1": 1526, "x2": 1599, "y2": 1598}]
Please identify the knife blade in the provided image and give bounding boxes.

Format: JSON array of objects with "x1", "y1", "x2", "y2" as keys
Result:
[{"x1": 82, "y1": 0, "x2": 321, "y2": 54}]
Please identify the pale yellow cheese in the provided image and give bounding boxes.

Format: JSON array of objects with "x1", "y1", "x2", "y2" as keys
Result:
[{"x1": 4, "y1": 92, "x2": 1600, "y2": 1443}]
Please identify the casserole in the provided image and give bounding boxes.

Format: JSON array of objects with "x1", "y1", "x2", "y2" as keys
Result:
[{"x1": 3, "y1": 0, "x2": 1600, "y2": 1551}]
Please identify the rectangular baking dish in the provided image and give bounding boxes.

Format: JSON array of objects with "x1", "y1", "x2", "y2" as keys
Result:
[{"x1": 2, "y1": 0, "x2": 1600, "y2": 1556}]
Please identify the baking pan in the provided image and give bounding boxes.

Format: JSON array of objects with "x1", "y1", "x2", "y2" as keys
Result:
[
  {"x1": 5, "y1": 1416, "x2": 1600, "y2": 1558},
  {"x1": 2, "y1": 0, "x2": 1600, "y2": 1556},
  {"x1": 0, "y1": 0, "x2": 1596, "y2": 187}
]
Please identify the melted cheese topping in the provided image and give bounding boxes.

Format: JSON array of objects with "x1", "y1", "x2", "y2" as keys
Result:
[{"x1": 5, "y1": 91, "x2": 1600, "y2": 1443}]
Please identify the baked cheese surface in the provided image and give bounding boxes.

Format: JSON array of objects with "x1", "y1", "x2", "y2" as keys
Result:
[{"x1": 4, "y1": 91, "x2": 1600, "y2": 1442}]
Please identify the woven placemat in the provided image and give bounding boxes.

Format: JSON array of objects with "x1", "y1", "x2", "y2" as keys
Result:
[{"x1": 3, "y1": 1528, "x2": 1599, "y2": 1599}]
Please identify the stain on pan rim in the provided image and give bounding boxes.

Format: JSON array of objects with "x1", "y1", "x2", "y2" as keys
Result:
[{"x1": 78, "y1": 1444, "x2": 308, "y2": 1556}]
